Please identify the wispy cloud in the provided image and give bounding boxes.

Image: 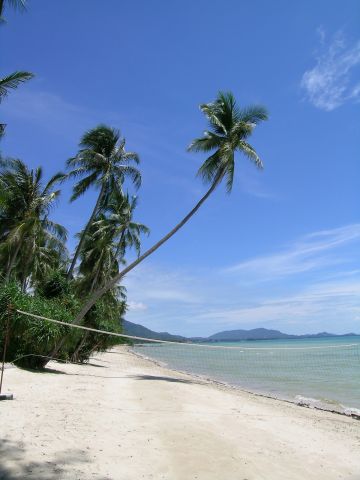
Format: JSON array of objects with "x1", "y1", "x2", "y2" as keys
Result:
[
  {"x1": 225, "y1": 224, "x2": 360, "y2": 281},
  {"x1": 2, "y1": 90, "x2": 92, "y2": 129},
  {"x1": 301, "y1": 30, "x2": 360, "y2": 111},
  {"x1": 127, "y1": 301, "x2": 148, "y2": 312},
  {"x1": 190, "y1": 277, "x2": 360, "y2": 333},
  {"x1": 124, "y1": 264, "x2": 202, "y2": 305}
]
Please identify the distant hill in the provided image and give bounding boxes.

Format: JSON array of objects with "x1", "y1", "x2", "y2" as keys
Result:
[
  {"x1": 207, "y1": 328, "x2": 292, "y2": 341},
  {"x1": 123, "y1": 320, "x2": 358, "y2": 342},
  {"x1": 122, "y1": 319, "x2": 187, "y2": 342}
]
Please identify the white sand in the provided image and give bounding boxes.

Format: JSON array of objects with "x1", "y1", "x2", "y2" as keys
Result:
[{"x1": 0, "y1": 347, "x2": 359, "y2": 480}]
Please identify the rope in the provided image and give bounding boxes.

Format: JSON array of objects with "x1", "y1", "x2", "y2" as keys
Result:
[{"x1": 15, "y1": 309, "x2": 359, "y2": 351}]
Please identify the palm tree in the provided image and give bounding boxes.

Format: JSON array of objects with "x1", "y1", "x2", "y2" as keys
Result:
[
  {"x1": 66, "y1": 125, "x2": 141, "y2": 280},
  {"x1": 70, "y1": 217, "x2": 127, "y2": 361},
  {"x1": 76, "y1": 215, "x2": 122, "y2": 295},
  {"x1": 96, "y1": 192, "x2": 150, "y2": 261},
  {"x1": 18, "y1": 229, "x2": 68, "y2": 291},
  {"x1": 74, "y1": 91, "x2": 268, "y2": 323},
  {"x1": 0, "y1": 158, "x2": 67, "y2": 283}
]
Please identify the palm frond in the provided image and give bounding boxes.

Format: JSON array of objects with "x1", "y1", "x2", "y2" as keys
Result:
[
  {"x1": 238, "y1": 140, "x2": 264, "y2": 169},
  {"x1": 188, "y1": 131, "x2": 223, "y2": 153},
  {"x1": 70, "y1": 172, "x2": 99, "y2": 202},
  {"x1": 0, "y1": 71, "x2": 34, "y2": 101}
]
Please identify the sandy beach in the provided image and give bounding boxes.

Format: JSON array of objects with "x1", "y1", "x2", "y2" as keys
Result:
[{"x1": 0, "y1": 347, "x2": 359, "y2": 480}]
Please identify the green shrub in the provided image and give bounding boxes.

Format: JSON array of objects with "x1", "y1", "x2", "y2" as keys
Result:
[{"x1": 0, "y1": 282, "x2": 80, "y2": 368}]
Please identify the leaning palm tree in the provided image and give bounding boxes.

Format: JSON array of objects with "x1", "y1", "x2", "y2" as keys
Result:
[
  {"x1": 73, "y1": 91, "x2": 268, "y2": 323},
  {"x1": 66, "y1": 125, "x2": 141, "y2": 280},
  {"x1": 0, "y1": 158, "x2": 66, "y2": 282}
]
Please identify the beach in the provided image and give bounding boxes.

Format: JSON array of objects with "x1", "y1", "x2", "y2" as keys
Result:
[{"x1": 0, "y1": 347, "x2": 359, "y2": 480}]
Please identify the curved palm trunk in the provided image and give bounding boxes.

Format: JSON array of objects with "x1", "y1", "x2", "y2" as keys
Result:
[
  {"x1": 74, "y1": 172, "x2": 223, "y2": 324},
  {"x1": 67, "y1": 183, "x2": 106, "y2": 280}
]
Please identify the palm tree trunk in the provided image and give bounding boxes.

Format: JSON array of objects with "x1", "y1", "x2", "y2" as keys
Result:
[
  {"x1": 67, "y1": 183, "x2": 106, "y2": 280},
  {"x1": 5, "y1": 241, "x2": 22, "y2": 282},
  {"x1": 74, "y1": 172, "x2": 223, "y2": 324}
]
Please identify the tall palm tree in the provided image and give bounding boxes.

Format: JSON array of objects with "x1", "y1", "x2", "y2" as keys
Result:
[
  {"x1": 96, "y1": 192, "x2": 150, "y2": 261},
  {"x1": 0, "y1": 158, "x2": 67, "y2": 283},
  {"x1": 74, "y1": 91, "x2": 268, "y2": 323},
  {"x1": 66, "y1": 125, "x2": 141, "y2": 280}
]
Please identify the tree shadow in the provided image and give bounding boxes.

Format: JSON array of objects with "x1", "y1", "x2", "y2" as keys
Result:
[
  {"x1": 0, "y1": 439, "x2": 109, "y2": 479},
  {"x1": 129, "y1": 374, "x2": 205, "y2": 384}
]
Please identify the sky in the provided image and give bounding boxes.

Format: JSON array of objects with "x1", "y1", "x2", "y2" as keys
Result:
[{"x1": 1, "y1": 0, "x2": 359, "y2": 336}]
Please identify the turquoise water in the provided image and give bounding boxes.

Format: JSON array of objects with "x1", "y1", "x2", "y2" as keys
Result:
[{"x1": 133, "y1": 336, "x2": 360, "y2": 414}]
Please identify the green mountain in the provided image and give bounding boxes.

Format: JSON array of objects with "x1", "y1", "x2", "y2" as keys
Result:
[
  {"x1": 122, "y1": 319, "x2": 187, "y2": 342},
  {"x1": 123, "y1": 320, "x2": 357, "y2": 342}
]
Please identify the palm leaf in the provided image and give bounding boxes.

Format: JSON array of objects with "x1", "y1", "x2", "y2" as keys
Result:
[{"x1": 0, "y1": 71, "x2": 34, "y2": 101}]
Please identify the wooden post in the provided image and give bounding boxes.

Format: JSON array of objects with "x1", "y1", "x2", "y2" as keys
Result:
[{"x1": 0, "y1": 304, "x2": 13, "y2": 400}]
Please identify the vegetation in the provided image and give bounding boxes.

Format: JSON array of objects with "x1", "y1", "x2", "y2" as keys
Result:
[
  {"x1": 0, "y1": 0, "x2": 267, "y2": 371},
  {"x1": 0, "y1": 129, "x2": 147, "y2": 366},
  {"x1": 0, "y1": 92, "x2": 267, "y2": 369}
]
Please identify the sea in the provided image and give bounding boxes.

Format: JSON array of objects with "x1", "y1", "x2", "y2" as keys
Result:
[{"x1": 132, "y1": 336, "x2": 360, "y2": 416}]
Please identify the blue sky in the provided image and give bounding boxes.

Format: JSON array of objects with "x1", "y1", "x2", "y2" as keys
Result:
[{"x1": 1, "y1": 0, "x2": 359, "y2": 335}]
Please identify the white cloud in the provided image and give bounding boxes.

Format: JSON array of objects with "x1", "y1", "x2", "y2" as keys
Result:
[
  {"x1": 127, "y1": 301, "x2": 148, "y2": 312},
  {"x1": 225, "y1": 224, "x2": 360, "y2": 281},
  {"x1": 301, "y1": 31, "x2": 360, "y2": 110}
]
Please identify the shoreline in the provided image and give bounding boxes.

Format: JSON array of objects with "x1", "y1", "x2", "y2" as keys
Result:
[
  {"x1": 1, "y1": 346, "x2": 360, "y2": 479},
  {"x1": 130, "y1": 347, "x2": 360, "y2": 420}
]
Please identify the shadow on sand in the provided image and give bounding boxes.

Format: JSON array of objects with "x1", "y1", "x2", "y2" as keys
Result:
[
  {"x1": 128, "y1": 374, "x2": 206, "y2": 385},
  {"x1": 0, "y1": 439, "x2": 109, "y2": 480}
]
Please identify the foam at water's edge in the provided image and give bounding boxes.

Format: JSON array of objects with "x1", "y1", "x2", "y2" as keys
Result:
[
  {"x1": 295, "y1": 395, "x2": 360, "y2": 418},
  {"x1": 343, "y1": 407, "x2": 360, "y2": 418}
]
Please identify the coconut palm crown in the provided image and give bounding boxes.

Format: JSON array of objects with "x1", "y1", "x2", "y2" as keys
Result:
[
  {"x1": 0, "y1": 158, "x2": 67, "y2": 283},
  {"x1": 188, "y1": 91, "x2": 267, "y2": 192}
]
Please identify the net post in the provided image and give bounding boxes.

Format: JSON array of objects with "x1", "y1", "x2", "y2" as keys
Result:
[{"x1": 0, "y1": 303, "x2": 14, "y2": 400}]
